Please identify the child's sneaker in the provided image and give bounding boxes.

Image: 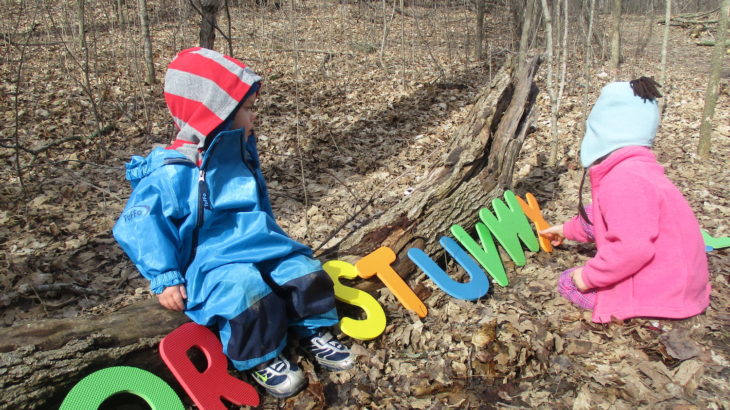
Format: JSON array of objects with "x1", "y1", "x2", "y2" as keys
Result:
[
  {"x1": 250, "y1": 355, "x2": 306, "y2": 398},
  {"x1": 300, "y1": 330, "x2": 355, "y2": 371}
]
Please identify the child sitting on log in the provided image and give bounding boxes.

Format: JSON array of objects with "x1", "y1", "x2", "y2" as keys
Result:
[
  {"x1": 540, "y1": 77, "x2": 711, "y2": 323},
  {"x1": 113, "y1": 47, "x2": 354, "y2": 398}
]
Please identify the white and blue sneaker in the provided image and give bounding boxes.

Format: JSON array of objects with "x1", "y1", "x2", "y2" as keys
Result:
[
  {"x1": 300, "y1": 331, "x2": 355, "y2": 371},
  {"x1": 250, "y1": 355, "x2": 306, "y2": 398}
]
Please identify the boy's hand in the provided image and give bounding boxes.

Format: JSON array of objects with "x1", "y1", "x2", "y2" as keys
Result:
[
  {"x1": 539, "y1": 224, "x2": 565, "y2": 246},
  {"x1": 158, "y1": 284, "x2": 187, "y2": 311}
]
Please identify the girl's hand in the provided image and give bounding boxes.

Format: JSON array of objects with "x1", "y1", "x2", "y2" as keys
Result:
[
  {"x1": 158, "y1": 284, "x2": 187, "y2": 311},
  {"x1": 571, "y1": 267, "x2": 589, "y2": 292},
  {"x1": 539, "y1": 224, "x2": 565, "y2": 246}
]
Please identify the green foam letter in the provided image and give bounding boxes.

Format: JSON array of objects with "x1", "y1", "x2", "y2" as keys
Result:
[
  {"x1": 478, "y1": 190, "x2": 539, "y2": 266},
  {"x1": 451, "y1": 222, "x2": 509, "y2": 286},
  {"x1": 60, "y1": 366, "x2": 184, "y2": 410}
]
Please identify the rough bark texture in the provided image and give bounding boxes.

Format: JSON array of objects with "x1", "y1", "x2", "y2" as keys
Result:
[
  {"x1": 322, "y1": 55, "x2": 541, "y2": 286},
  {"x1": 0, "y1": 299, "x2": 188, "y2": 409},
  {"x1": 199, "y1": 0, "x2": 221, "y2": 49},
  {"x1": 0, "y1": 56, "x2": 540, "y2": 409}
]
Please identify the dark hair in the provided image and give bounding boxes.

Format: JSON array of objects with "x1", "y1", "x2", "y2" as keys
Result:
[
  {"x1": 629, "y1": 77, "x2": 662, "y2": 102},
  {"x1": 578, "y1": 169, "x2": 592, "y2": 225}
]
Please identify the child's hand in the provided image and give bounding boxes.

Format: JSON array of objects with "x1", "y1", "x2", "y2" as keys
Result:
[
  {"x1": 539, "y1": 224, "x2": 565, "y2": 246},
  {"x1": 571, "y1": 267, "x2": 589, "y2": 292},
  {"x1": 158, "y1": 284, "x2": 187, "y2": 311}
]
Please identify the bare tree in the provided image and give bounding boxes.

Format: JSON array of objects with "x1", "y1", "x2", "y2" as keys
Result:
[
  {"x1": 115, "y1": 0, "x2": 127, "y2": 26},
  {"x1": 581, "y1": 0, "x2": 596, "y2": 136},
  {"x1": 378, "y1": 0, "x2": 397, "y2": 69},
  {"x1": 609, "y1": 0, "x2": 622, "y2": 78},
  {"x1": 475, "y1": 0, "x2": 486, "y2": 59},
  {"x1": 77, "y1": 0, "x2": 87, "y2": 50},
  {"x1": 138, "y1": 0, "x2": 156, "y2": 84},
  {"x1": 697, "y1": 0, "x2": 729, "y2": 157},
  {"x1": 199, "y1": 0, "x2": 221, "y2": 49},
  {"x1": 539, "y1": 0, "x2": 559, "y2": 166},
  {"x1": 517, "y1": 0, "x2": 536, "y2": 73},
  {"x1": 660, "y1": 0, "x2": 671, "y2": 115}
]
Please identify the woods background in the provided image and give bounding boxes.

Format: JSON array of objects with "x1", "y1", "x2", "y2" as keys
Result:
[{"x1": 1, "y1": 0, "x2": 728, "y2": 408}]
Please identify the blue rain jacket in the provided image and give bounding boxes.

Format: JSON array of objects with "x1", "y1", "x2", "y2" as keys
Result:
[{"x1": 113, "y1": 129, "x2": 312, "y2": 296}]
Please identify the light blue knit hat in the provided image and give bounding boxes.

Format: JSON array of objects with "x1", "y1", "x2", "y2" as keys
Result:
[{"x1": 580, "y1": 81, "x2": 659, "y2": 167}]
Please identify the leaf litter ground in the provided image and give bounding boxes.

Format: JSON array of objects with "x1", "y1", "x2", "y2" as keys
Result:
[{"x1": 0, "y1": 3, "x2": 728, "y2": 409}]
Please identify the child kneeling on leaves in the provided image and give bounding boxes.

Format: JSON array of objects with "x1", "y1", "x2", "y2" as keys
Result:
[
  {"x1": 114, "y1": 47, "x2": 354, "y2": 398},
  {"x1": 540, "y1": 77, "x2": 711, "y2": 323}
]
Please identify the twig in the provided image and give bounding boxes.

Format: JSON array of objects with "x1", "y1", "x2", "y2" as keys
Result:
[
  {"x1": 30, "y1": 285, "x2": 49, "y2": 317},
  {"x1": 256, "y1": 48, "x2": 354, "y2": 57},
  {"x1": 55, "y1": 168, "x2": 123, "y2": 201},
  {"x1": 1, "y1": 283, "x2": 100, "y2": 307}
]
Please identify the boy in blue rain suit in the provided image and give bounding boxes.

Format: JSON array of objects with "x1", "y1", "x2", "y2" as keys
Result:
[{"x1": 113, "y1": 47, "x2": 354, "y2": 398}]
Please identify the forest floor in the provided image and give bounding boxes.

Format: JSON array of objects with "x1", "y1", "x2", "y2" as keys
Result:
[{"x1": 1, "y1": 2, "x2": 728, "y2": 409}]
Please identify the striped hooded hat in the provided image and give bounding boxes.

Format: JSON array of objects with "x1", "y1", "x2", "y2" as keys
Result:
[{"x1": 164, "y1": 47, "x2": 261, "y2": 163}]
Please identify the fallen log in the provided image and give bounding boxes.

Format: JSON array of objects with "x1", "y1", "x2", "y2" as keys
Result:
[
  {"x1": 0, "y1": 55, "x2": 541, "y2": 409},
  {"x1": 321, "y1": 55, "x2": 541, "y2": 287}
]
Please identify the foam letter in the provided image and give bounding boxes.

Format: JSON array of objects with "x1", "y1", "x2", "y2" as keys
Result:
[
  {"x1": 702, "y1": 229, "x2": 730, "y2": 251},
  {"x1": 356, "y1": 246, "x2": 428, "y2": 318},
  {"x1": 451, "y1": 222, "x2": 509, "y2": 286},
  {"x1": 323, "y1": 260, "x2": 387, "y2": 340},
  {"x1": 479, "y1": 190, "x2": 539, "y2": 266},
  {"x1": 60, "y1": 366, "x2": 184, "y2": 410},
  {"x1": 516, "y1": 192, "x2": 553, "y2": 252},
  {"x1": 407, "y1": 237, "x2": 489, "y2": 300},
  {"x1": 159, "y1": 323, "x2": 259, "y2": 410}
]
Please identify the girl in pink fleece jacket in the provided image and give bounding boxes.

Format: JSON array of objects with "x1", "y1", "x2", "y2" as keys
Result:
[{"x1": 540, "y1": 77, "x2": 711, "y2": 323}]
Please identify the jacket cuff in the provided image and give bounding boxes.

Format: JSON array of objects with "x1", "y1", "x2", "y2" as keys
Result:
[
  {"x1": 150, "y1": 270, "x2": 186, "y2": 294},
  {"x1": 563, "y1": 217, "x2": 583, "y2": 241},
  {"x1": 580, "y1": 266, "x2": 596, "y2": 290}
]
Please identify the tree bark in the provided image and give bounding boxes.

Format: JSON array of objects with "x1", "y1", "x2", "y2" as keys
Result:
[
  {"x1": 138, "y1": 0, "x2": 157, "y2": 84},
  {"x1": 199, "y1": 0, "x2": 221, "y2": 49},
  {"x1": 609, "y1": 0, "x2": 622, "y2": 78},
  {"x1": 0, "y1": 56, "x2": 541, "y2": 409},
  {"x1": 697, "y1": 0, "x2": 729, "y2": 157},
  {"x1": 320, "y1": 56, "x2": 541, "y2": 283},
  {"x1": 0, "y1": 299, "x2": 188, "y2": 409},
  {"x1": 517, "y1": 0, "x2": 535, "y2": 73},
  {"x1": 475, "y1": 0, "x2": 485, "y2": 60}
]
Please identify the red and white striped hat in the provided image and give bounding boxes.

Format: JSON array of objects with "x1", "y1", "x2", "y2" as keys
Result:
[{"x1": 164, "y1": 47, "x2": 261, "y2": 161}]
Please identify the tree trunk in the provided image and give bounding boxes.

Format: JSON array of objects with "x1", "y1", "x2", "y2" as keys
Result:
[
  {"x1": 581, "y1": 0, "x2": 596, "y2": 137},
  {"x1": 199, "y1": 0, "x2": 221, "y2": 49},
  {"x1": 517, "y1": 0, "x2": 535, "y2": 73},
  {"x1": 0, "y1": 299, "x2": 188, "y2": 409},
  {"x1": 0, "y1": 56, "x2": 542, "y2": 409},
  {"x1": 320, "y1": 56, "x2": 541, "y2": 283},
  {"x1": 697, "y1": 0, "x2": 729, "y2": 157},
  {"x1": 138, "y1": 0, "x2": 157, "y2": 84},
  {"x1": 538, "y1": 0, "x2": 558, "y2": 166},
  {"x1": 116, "y1": 0, "x2": 127, "y2": 27},
  {"x1": 609, "y1": 0, "x2": 622, "y2": 78},
  {"x1": 475, "y1": 0, "x2": 485, "y2": 60},
  {"x1": 77, "y1": 0, "x2": 86, "y2": 50},
  {"x1": 660, "y1": 0, "x2": 671, "y2": 114}
]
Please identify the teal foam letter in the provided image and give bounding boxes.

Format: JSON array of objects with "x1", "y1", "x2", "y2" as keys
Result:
[{"x1": 407, "y1": 237, "x2": 489, "y2": 301}]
